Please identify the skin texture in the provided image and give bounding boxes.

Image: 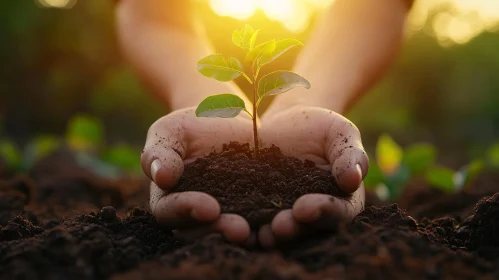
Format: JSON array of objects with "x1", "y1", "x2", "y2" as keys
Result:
[
  {"x1": 258, "y1": 105, "x2": 367, "y2": 246},
  {"x1": 116, "y1": 0, "x2": 409, "y2": 246},
  {"x1": 144, "y1": 108, "x2": 254, "y2": 243}
]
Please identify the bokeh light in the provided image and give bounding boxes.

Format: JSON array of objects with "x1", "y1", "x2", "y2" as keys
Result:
[
  {"x1": 33, "y1": 0, "x2": 499, "y2": 45},
  {"x1": 209, "y1": 0, "x2": 258, "y2": 20},
  {"x1": 35, "y1": 0, "x2": 77, "y2": 9},
  {"x1": 208, "y1": 0, "x2": 334, "y2": 32},
  {"x1": 406, "y1": 0, "x2": 499, "y2": 46},
  {"x1": 206, "y1": 0, "x2": 499, "y2": 47}
]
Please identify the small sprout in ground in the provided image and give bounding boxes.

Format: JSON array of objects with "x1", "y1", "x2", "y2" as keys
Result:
[
  {"x1": 0, "y1": 136, "x2": 61, "y2": 172},
  {"x1": 195, "y1": 24, "x2": 311, "y2": 155},
  {"x1": 487, "y1": 142, "x2": 499, "y2": 168},
  {"x1": 271, "y1": 201, "x2": 283, "y2": 208},
  {"x1": 365, "y1": 133, "x2": 490, "y2": 200},
  {"x1": 66, "y1": 114, "x2": 104, "y2": 152},
  {"x1": 0, "y1": 139, "x2": 22, "y2": 170}
]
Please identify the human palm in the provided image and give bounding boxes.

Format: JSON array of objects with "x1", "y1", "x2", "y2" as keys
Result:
[
  {"x1": 142, "y1": 107, "x2": 254, "y2": 243},
  {"x1": 257, "y1": 105, "x2": 368, "y2": 246},
  {"x1": 142, "y1": 106, "x2": 368, "y2": 246}
]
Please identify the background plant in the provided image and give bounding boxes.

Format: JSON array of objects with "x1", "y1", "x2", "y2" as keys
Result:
[
  {"x1": 1, "y1": 2, "x2": 498, "y2": 165},
  {"x1": 364, "y1": 133, "x2": 497, "y2": 200},
  {"x1": 194, "y1": 24, "x2": 310, "y2": 153},
  {"x1": 0, "y1": 114, "x2": 142, "y2": 179},
  {"x1": 1, "y1": 1, "x2": 499, "y2": 187}
]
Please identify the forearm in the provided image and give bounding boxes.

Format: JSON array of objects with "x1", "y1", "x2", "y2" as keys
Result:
[
  {"x1": 266, "y1": 0, "x2": 409, "y2": 115},
  {"x1": 116, "y1": 0, "x2": 250, "y2": 111}
]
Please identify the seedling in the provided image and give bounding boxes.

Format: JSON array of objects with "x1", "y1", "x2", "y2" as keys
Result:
[
  {"x1": 195, "y1": 24, "x2": 311, "y2": 154},
  {"x1": 271, "y1": 200, "x2": 283, "y2": 208}
]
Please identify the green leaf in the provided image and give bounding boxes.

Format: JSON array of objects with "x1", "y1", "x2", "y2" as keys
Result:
[
  {"x1": 228, "y1": 57, "x2": 243, "y2": 72},
  {"x1": 363, "y1": 161, "x2": 385, "y2": 189},
  {"x1": 245, "y1": 40, "x2": 276, "y2": 63},
  {"x1": 403, "y1": 143, "x2": 437, "y2": 174},
  {"x1": 102, "y1": 143, "x2": 141, "y2": 173},
  {"x1": 257, "y1": 71, "x2": 310, "y2": 106},
  {"x1": 0, "y1": 139, "x2": 21, "y2": 169},
  {"x1": 462, "y1": 159, "x2": 485, "y2": 187},
  {"x1": 232, "y1": 24, "x2": 256, "y2": 51},
  {"x1": 376, "y1": 133, "x2": 403, "y2": 177},
  {"x1": 24, "y1": 135, "x2": 61, "y2": 168},
  {"x1": 487, "y1": 142, "x2": 499, "y2": 168},
  {"x1": 250, "y1": 29, "x2": 260, "y2": 49},
  {"x1": 257, "y1": 39, "x2": 303, "y2": 68},
  {"x1": 66, "y1": 115, "x2": 103, "y2": 152},
  {"x1": 197, "y1": 54, "x2": 243, "y2": 82},
  {"x1": 75, "y1": 153, "x2": 121, "y2": 179},
  {"x1": 232, "y1": 29, "x2": 243, "y2": 49},
  {"x1": 467, "y1": 159, "x2": 485, "y2": 181},
  {"x1": 385, "y1": 164, "x2": 411, "y2": 199},
  {"x1": 195, "y1": 94, "x2": 249, "y2": 118},
  {"x1": 425, "y1": 166, "x2": 455, "y2": 192}
]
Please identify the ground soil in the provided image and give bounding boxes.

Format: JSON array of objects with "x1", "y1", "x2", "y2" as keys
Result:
[
  {"x1": 0, "y1": 146, "x2": 499, "y2": 279},
  {"x1": 171, "y1": 142, "x2": 349, "y2": 228}
]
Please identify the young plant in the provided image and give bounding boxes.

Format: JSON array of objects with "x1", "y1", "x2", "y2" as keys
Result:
[
  {"x1": 364, "y1": 133, "x2": 486, "y2": 200},
  {"x1": 194, "y1": 24, "x2": 311, "y2": 154}
]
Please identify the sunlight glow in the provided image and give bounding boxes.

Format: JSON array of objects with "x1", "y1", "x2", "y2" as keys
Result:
[
  {"x1": 408, "y1": 0, "x2": 499, "y2": 47},
  {"x1": 208, "y1": 0, "x2": 499, "y2": 45},
  {"x1": 35, "y1": 0, "x2": 77, "y2": 9},
  {"x1": 208, "y1": 0, "x2": 334, "y2": 32},
  {"x1": 209, "y1": 0, "x2": 258, "y2": 20}
]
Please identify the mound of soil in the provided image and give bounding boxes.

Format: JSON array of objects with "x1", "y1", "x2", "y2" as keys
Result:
[
  {"x1": 1, "y1": 146, "x2": 499, "y2": 279},
  {"x1": 171, "y1": 143, "x2": 349, "y2": 227}
]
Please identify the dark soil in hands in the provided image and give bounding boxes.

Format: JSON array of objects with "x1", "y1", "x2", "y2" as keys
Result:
[
  {"x1": 171, "y1": 142, "x2": 349, "y2": 227},
  {"x1": 1, "y1": 148, "x2": 499, "y2": 279}
]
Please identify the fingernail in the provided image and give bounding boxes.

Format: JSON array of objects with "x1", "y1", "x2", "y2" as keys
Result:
[
  {"x1": 151, "y1": 159, "x2": 161, "y2": 183},
  {"x1": 355, "y1": 164, "x2": 363, "y2": 181}
]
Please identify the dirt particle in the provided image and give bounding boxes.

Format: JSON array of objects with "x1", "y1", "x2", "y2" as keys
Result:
[{"x1": 99, "y1": 206, "x2": 118, "y2": 222}]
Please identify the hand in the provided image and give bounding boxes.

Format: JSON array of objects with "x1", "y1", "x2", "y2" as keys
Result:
[
  {"x1": 141, "y1": 107, "x2": 253, "y2": 244},
  {"x1": 258, "y1": 105, "x2": 369, "y2": 247}
]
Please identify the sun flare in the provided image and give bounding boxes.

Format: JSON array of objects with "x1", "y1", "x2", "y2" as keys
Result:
[
  {"x1": 407, "y1": 0, "x2": 499, "y2": 46},
  {"x1": 35, "y1": 0, "x2": 77, "y2": 9},
  {"x1": 208, "y1": 0, "x2": 334, "y2": 32},
  {"x1": 207, "y1": 0, "x2": 499, "y2": 47}
]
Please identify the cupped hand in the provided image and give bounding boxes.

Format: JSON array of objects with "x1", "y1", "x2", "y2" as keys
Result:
[
  {"x1": 258, "y1": 105, "x2": 369, "y2": 247},
  {"x1": 141, "y1": 107, "x2": 254, "y2": 244}
]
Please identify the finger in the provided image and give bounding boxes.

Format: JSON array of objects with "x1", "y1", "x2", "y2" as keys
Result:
[
  {"x1": 326, "y1": 119, "x2": 369, "y2": 193},
  {"x1": 213, "y1": 214, "x2": 251, "y2": 243},
  {"x1": 150, "y1": 185, "x2": 220, "y2": 229},
  {"x1": 271, "y1": 209, "x2": 301, "y2": 240},
  {"x1": 141, "y1": 114, "x2": 186, "y2": 189},
  {"x1": 175, "y1": 214, "x2": 251, "y2": 244},
  {"x1": 292, "y1": 188, "x2": 365, "y2": 226},
  {"x1": 244, "y1": 232, "x2": 258, "y2": 248},
  {"x1": 258, "y1": 224, "x2": 275, "y2": 248}
]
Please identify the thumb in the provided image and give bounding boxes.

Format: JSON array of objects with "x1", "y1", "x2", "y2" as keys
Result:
[
  {"x1": 141, "y1": 114, "x2": 186, "y2": 190},
  {"x1": 326, "y1": 119, "x2": 369, "y2": 193}
]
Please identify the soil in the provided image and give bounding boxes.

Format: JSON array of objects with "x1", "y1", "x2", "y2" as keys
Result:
[
  {"x1": 171, "y1": 142, "x2": 349, "y2": 228},
  {"x1": 1, "y1": 146, "x2": 499, "y2": 279}
]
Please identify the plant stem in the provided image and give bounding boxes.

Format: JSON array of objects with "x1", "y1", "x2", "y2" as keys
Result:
[
  {"x1": 252, "y1": 79, "x2": 259, "y2": 156},
  {"x1": 242, "y1": 73, "x2": 253, "y2": 84}
]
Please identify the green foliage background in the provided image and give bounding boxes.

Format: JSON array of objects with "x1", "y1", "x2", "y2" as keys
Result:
[{"x1": 1, "y1": 0, "x2": 498, "y2": 171}]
